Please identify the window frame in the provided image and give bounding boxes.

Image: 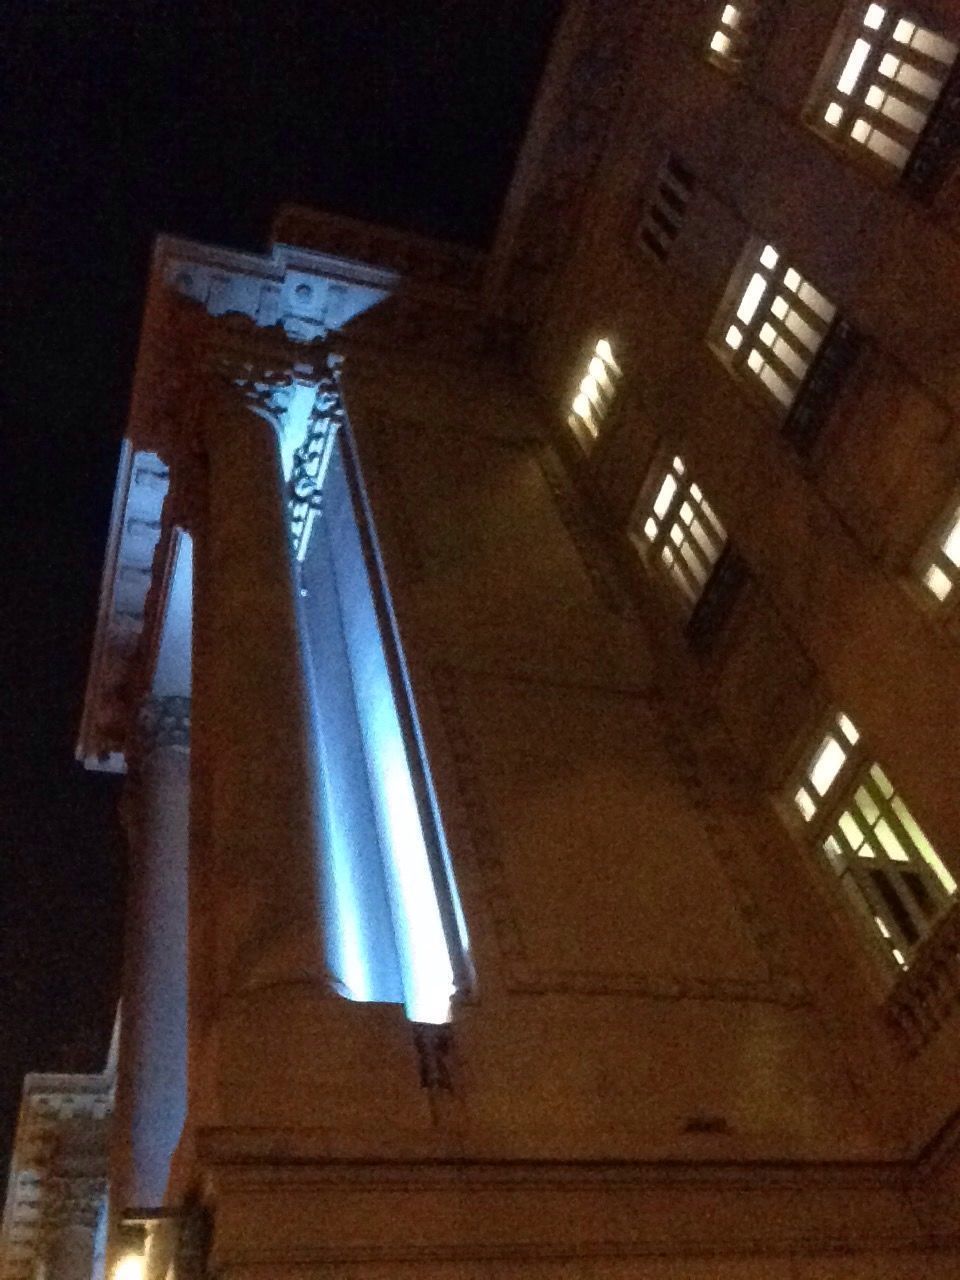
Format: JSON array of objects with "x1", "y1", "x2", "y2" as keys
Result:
[
  {"x1": 784, "y1": 709, "x2": 956, "y2": 975},
  {"x1": 566, "y1": 337, "x2": 623, "y2": 452},
  {"x1": 711, "y1": 238, "x2": 838, "y2": 416},
  {"x1": 637, "y1": 152, "x2": 696, "y2": 264},
  {"x1": 627, "y1": 452, "x2": 728, "y2": 612},
  {"x1": 705, "y1": 0, "x2": 764, "y2": 72},
  {"x1": 912, "y1": 487, "x2": 960, "y2": 619},
  {"x1": 806, "y1": 1, "x2": 959, "y2": 181}
]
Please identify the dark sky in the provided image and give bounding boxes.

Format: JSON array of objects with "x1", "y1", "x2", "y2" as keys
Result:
[{"x1": 1, "y1": 0, "x2": 561, "y2": 1167}]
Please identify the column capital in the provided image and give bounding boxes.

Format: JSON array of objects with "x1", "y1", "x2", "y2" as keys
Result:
[
  {"x1": 136, "y1": 695, "x2": 191, "y2": 756},
  {"x1": 290, "y1": 354, "x2": 345, "y2": 558}
]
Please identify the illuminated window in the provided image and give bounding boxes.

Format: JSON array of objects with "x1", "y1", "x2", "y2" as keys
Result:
[
  {"x1": 638, "y1": 154, "x2": 696, "y2": 263},
  {"x1": 914, "y1": 494, "x2": 960, "y2": 609},
  {"x1": 629, "y1": 453, "x2": 727, "y2": 608},
  {"x1": 568, "y1": 338, "x2": 622, "y2": 447},
  {"x1": 707, "y1": 1, "x2": 762, "y2": 68},
  {"x1": 715, "y1": 241, "x2": 836, "y2": 412},
  {"x1": 788, "y1": 711, "x2": 956, "y2": 971},
  {"x1": 813, "y1": 3, "x2": 958, "y2": 172}
]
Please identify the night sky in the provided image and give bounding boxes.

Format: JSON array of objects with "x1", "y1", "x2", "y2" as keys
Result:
[{"x1": 2, "y1": 0, "x2": 561, "y2": 1168}]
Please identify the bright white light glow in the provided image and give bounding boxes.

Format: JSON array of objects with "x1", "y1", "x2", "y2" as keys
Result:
[
  {"x1": 864, "y1": 4, "x2": 886, "y2": 30},
  {"x1": 760, "y1": 244, "x2": 779, "y2": 269},
  {"x1": 924, "y1": 564, "x2": 952, "y2": 601},
  {"x1": 710, "y1": 30, "x2": 731, "y2": 55},
  {"x1": 736, "y1": 272, "x2": 768, "y2": 323},
  {"x1": 653, "y1": 474, "x2": 677, "y2": 518},
  {"x1": 809, "y1": 735, "x2": 846, "y2": 796},
  {"x1": 573, "y1": 393, "x2": 592, "y2": 419},
  {"x1": 878, "y1": 52, "x2": 900, "y2": 77},
  {"x1": 595, "y1": 337, "x2": 616, "y2": 367},
  {"x1": 114, "y1": 1257, "x2": 144, "y2": 1280},
  {"x1": 837, "y1": 38, "x2": 872, "y2": 94},
  {"x1": 824, "y1": 101, "x2": 844, "y2": 125},
  {"x1": 838, "y1": 713, "x2": 860, "y2": 745},
  {"x1": 305, "y1": 443, "x2": 462, "y2": 1024},
  {"x1": 783, "y1": 267, "x2": 801, "y2": 291},
  {"x1": 795, "y1": 787, "x2": 816, "y2": 821},
  {"x1": 580, "y1": 375, "x2": 601, "y2": 405},
  {"x1": 725, "y1": 324, "x2": 743, "y2": 349},
  {"x1": 892, "y1": 18, "x2": 915, "y2": 44},
  {"x1": 721, "y1": 4, "x2": 739, "y2": 25},
  {"x1": 942, "y1": 514, "x2": 960, "y2": 565}
]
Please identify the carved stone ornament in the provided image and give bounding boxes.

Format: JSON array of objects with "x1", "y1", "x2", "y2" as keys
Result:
[
  {"x1": 289, "y1": 354, "x2": 346, "y2": 558},
  {"x1": 136, "y1": 695, "x2": 191, "y2": 755}
]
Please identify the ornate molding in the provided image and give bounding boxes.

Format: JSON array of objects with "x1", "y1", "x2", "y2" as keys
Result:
[
  {"x1": 136, "y1": 695, "x2": 191, "y2": 755},
  {"x1": 289, "y1": 355, "x2": 345, "y2": 559},
  {"x1": 273, "y1": 204, "x2": 484, "y2": 293}
]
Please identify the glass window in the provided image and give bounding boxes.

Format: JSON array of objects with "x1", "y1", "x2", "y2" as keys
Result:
[
  {"x1": 568, "y1": 338, "x2": 623, "y2": 448},
  {"x1": 914, "y1": 495, "x2": 960, "y2": 610},
  {"x1": 812, "y1": 2, "x2": 958, "y2": 172},
  {"x1": 787, "y1": 710, "x2": 955, "y2": 971},
  {"x1": 629, "y1": 453, "x2": 728, "y2": 608},
  {"x1": 716, "y1": 240, "x2": 836, "y2": 412}
]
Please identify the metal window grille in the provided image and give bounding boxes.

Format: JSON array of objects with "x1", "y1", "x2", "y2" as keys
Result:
[
  {"x1": 815, "y1": 3, "x2": 958, "y2": 172},
  {"x1": 629, "y1": 454, "x2": 728, "y2": 608},
  {"x1": 789, "y1": 711, "x2": 956, "y2": 971},
  {"x1": 718, "y1": 241, "x2": 837, "y2": 413},
  {"x1": 567, "y1": 338, "x2": 622, "y2": 448},
  {"x1": 638, "y1": 154, "x2": 696, "y2": 263}
]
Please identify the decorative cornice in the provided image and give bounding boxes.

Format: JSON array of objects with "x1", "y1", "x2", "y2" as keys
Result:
[{"x1": 273, "y1": 204, "x2": 484, "y2": 294}]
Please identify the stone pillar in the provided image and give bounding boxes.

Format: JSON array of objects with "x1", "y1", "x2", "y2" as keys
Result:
[
  {"x1": 189, "y1": 371, "x2": 425, "y2": 1132},
  {"x1": 113, "y1": 697, "x2": 189, "y2": 1211},
  {"x1": 198, "y1": 377, "x2": 329, "y2": 994}
]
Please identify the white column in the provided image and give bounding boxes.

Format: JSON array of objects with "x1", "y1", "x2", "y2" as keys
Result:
[
  {"x1": 112, "y1": 698, "x2": 189, "y2": 1211},
  {"x1": 189, "y1": 372, "x2": 424, "y2": 1132},
  {"x1": 197, "y1": 377, "x2": 329, "y2": 994}
]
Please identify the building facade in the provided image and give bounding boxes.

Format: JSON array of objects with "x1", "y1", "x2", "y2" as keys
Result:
[
  {"x1": 1, "y1": 1060, "x2": 114, "y2": 1280},
  {"x1": 69, "y1": 1, "x2": 960, "y2": 1276}
]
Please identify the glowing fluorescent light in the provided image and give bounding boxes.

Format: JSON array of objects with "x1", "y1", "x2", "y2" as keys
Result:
[{"x1": 864, "y1": 4, "x2": 886, "y2": 30}]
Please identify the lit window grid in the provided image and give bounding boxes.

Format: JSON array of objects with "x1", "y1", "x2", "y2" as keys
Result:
[
  {"x1": 629, "y1": 456, "x2": 727, "y2": 607},
  {"x1": 790, "y1": 712, "x2": 956, "y2": 971},
  {"x1": 719, "y1": 243, "x2": 836, "y2": 412},
  {"x1": 815, "y1": 3, "x2": 958, "y2": 172},
  {"x1": 568, "y1": 339, "x2": 621, "y2": 446},
  {"x1": 707, "y1": 1, "x2": 758, "y2": 66},
  {"x1": 915, "y1": 498, "x2": 960, "y2": 609}
]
